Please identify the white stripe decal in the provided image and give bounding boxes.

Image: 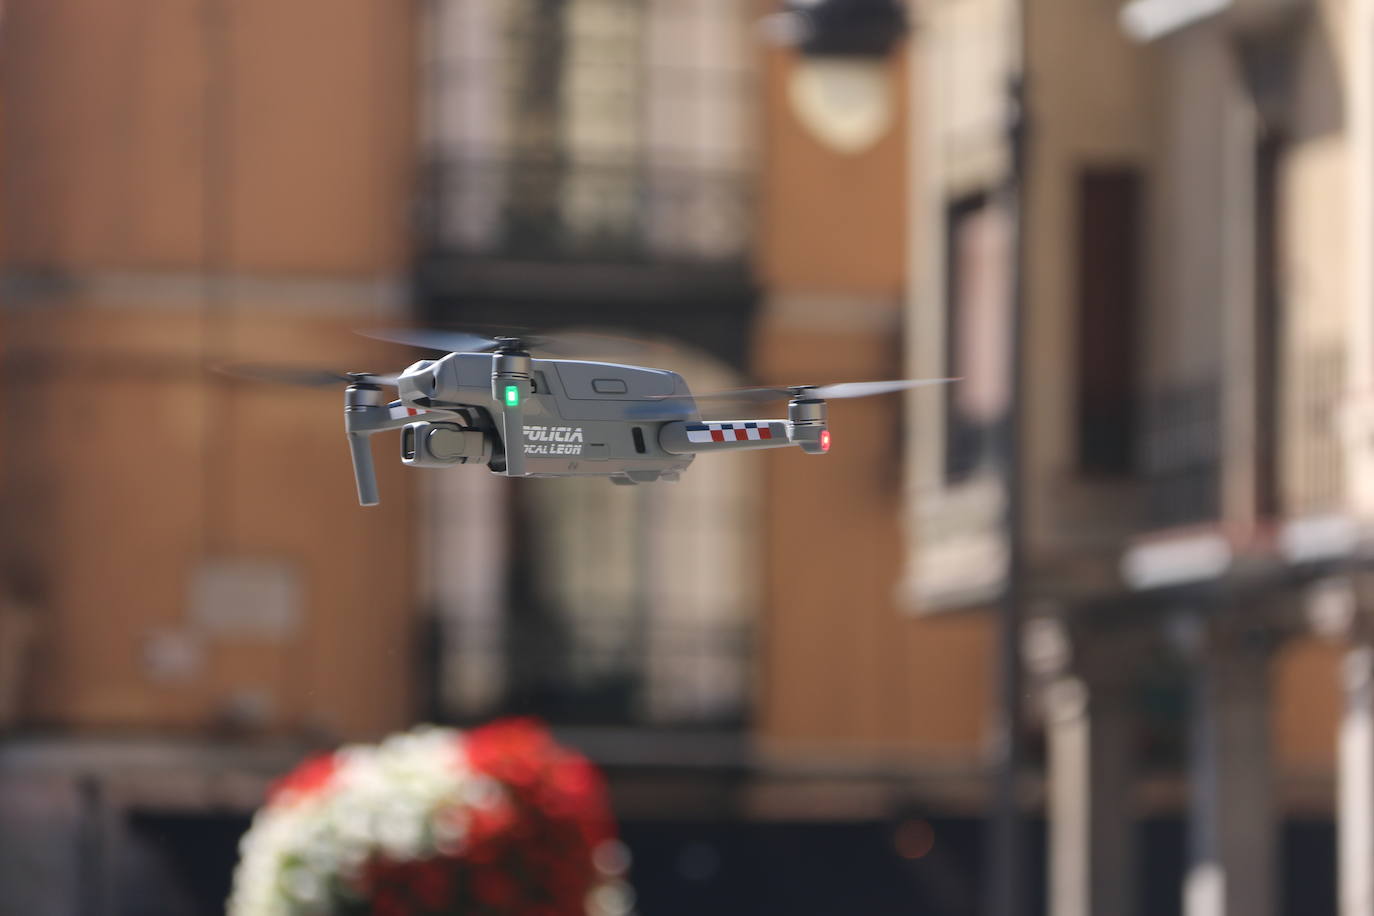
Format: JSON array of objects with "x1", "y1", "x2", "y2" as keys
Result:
[{"x1": 685, "y1": 422, "x2": 776, "y2": 444}]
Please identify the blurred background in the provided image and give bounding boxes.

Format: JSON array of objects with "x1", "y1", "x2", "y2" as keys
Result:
[{"x1": 0, "y1": 0, "x2": 1367, "y2": 913}]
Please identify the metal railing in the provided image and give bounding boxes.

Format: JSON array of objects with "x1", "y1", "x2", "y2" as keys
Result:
[
  {"x1": 420, "y1": 154, "x2": 754, "y2": 267},
  {"x1": 1290, "y1": 345, "x2": 1345, "y2": 515},
  {"x1": 1139, "y1": 379, "x2": 1222, "y2": 529},
  {"x1": 442, "y1": 613, "x2": 754, "y2": 729}
]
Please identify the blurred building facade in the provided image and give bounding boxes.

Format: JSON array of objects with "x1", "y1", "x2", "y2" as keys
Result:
[
  {"x1": 0, "y1": 1, "x2": 422, "y2": 912},
  {"x1": 907, "y1": 0, "x2": 1374, "y2": 914},
  {"x1": 0, "y1": 1, "x2": 999, "y2": 914},
  {"x1": 23, "y1": 0, "x2": 1374, "y2": 913}
]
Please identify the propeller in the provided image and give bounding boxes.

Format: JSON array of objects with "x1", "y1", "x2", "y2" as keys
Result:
[
  {"x1": 357, "y1": 326, "x2": 668, "y2": 361},
  {"x1": 630, "y1": 377, "x2": 958, "y2": 418},
  {"x1": 217, "y1": 363, "x2": 408, "y2": 505},
  {"x1": 358, "y1": 328, "x2": 514, "y2": 354},
  {"x1": 706, "y1": 378, "x2": 959, "y2": 402},
  {"x1": 216, "y1": 363, "x2": 403, "y2": 388}
]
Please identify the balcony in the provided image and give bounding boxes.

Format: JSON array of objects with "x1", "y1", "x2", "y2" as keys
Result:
[
  {"x1": 422, "y1": 153, "x2": 752, "y2": 266},
  {"x1": 1140, "y1": 379, "x2": 1222, "y2": 531},
  {"x1": 432, "y1": 611, "x2": 753, "y2": 730},
  {"x1": 416, "y1": 0, "x2": 760, "y2": 361},
  {"x1": 414, "y1": 154, "x2": 758, "y2": 361},
  {"x1": 1120, "y1": 0, "x2": 1310, "y2": 42}
]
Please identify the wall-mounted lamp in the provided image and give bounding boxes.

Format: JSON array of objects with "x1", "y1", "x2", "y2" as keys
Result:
[{"x1": 761, "y1": 0, "x2": 909, "y2": 154}]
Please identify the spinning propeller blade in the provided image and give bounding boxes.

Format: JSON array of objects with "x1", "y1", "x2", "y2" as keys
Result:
[
  {"x1": 356, "y1": 329, "x2": 505, "y2": 354},
  {"x1": 358, "y1": 327, "x2": 666, "y2": 360},
  {"x1": 216, "y1": 363, "x2": 403, "y2": 388},
  {"x1": 810, "y1": 378, "x2": 960, "y2": 399},
  {"x1": 632, "y1": 377, "x2": 958, "y2": 417},
  {"x1": 219, "y1": 363, "x2": 409, "y2": 506}
]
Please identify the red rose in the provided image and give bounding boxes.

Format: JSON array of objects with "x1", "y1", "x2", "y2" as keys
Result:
[
  {"x1": 370, "y1": 886, "x2": 407, "y2": 916},
  {"x1": 266, "y1": 753, "x2": 338, "y2": 805},
  {"x1": 472, "y1": 866, "x2": 519, "y2": 907},
  {"x1": 240, "y1": 720, "x2": 625, "y2": 915},
  {"x1": 411, "y1": 859, "x2": 455, "y2": 910}
]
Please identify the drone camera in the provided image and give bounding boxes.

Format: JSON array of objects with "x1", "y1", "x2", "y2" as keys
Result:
[{"x1": 400, "y1": 421, "x2": 491, "y2": 468}]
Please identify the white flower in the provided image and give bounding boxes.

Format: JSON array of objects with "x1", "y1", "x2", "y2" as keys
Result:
[{"x1": 227, "y1": 726, "x2": 503, "y2": 916}]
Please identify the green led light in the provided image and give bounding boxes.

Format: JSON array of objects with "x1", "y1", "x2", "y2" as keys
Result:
[{"x1": 504, "y1": 384, "x2": 520, "y2": 407}]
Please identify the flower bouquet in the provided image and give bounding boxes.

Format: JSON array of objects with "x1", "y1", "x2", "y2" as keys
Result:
[{"x1": 229, "y1": 719, "x2": 635, "y2": 915}]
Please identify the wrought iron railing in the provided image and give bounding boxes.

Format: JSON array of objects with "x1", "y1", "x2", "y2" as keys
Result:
[
  {"x1": 1139, "y1": 379, "x2": 1222, "y2": 529},
  {"x1": 1133, "y1": 351, "x2": 1349, "y2": 530},
  {"x1": 1290, "y1": 345, "x2": 1345, "y2": 515},
  {"x1": 420, "y1": 154, "x2": 754, "y2": 268},
  {"x1": 441, "y1": 614, "x2": 754, "y2": 729}
]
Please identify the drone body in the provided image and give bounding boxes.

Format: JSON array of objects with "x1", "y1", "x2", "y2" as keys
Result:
[
  {"x1": 344, "y1": 348, "x2": 826, "y2": 506},
  {"x1": 226, "y1": 329, "x2": 947, "y2": 506}
]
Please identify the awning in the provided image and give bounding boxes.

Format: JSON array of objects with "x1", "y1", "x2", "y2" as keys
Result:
[{"x1": 1119, "y1": 0, "x2": 1231, "y2": 42}]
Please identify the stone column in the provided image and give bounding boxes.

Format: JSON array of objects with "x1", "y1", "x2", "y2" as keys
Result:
[
  {"x1": 1340, "y1": 644, "x2": 1374, "y2": 916},
  {"x1": 1182, "y1": 624, "x2": 1276, "y2": 916},
  {"x1": 1027, "y1": 619, "x2": 1137, "y2": 916},
  {"x1": 1302, "y1": 575, "x2": 1373, "y2": 916}
]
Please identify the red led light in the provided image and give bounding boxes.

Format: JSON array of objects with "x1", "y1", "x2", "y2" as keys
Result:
[{"x1": 820, "y1": 429, "x2": 831, "y2": 452}]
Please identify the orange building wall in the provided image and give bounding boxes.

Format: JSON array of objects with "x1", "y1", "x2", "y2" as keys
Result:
[
  {"x1": 754, "y1": 44, "x2": 993, "y2": 756},
  {"x1": 0, "y1": 0, "x2": 419, "y2": 740},
  {"x1": 0, "y1": 0, "x2": 413, "y2": 274},
  {"x1": 756, "y1": 52, "x2": 910, "y2": 297},
  {"x1": 1274, "y1": 638, "x2": 1342, "y2": 774}
]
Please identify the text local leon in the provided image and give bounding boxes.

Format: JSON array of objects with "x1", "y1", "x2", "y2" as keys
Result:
[{"x1": 522, "y1": 425, "x2": 585, "y2": 456}]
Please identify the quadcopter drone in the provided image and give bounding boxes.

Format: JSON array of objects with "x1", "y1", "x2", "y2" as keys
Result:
[{"x1": 232, "y1": 329, "x2": 952, "y2": 506}]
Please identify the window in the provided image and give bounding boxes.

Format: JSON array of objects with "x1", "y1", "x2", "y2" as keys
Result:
[
  {"x1": 428, "y1": 353, "x2": 759, "y2": 728},
  {"x1": 944, "y1": 193, "x2": 1012, "y2": 482},
  {"x1": 425, "y1": 0, "x2": 755, "y2": 264},
  {"x1": 1075, "y1": 168, "x2": 1142, "y2": 476}
]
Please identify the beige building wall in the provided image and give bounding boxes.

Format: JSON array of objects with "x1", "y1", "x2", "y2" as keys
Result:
[
  {"x1": 1270, "y1": 3, "x2": 1359, "y2": 784},
  {"x1": 903, "y1": 0, "x2": 1020, "y2": 611},
  {"x1": 907, "y1": 0, "x2": 1368, "y2": 786},
  {"x1": 1022, "y1": 0, "x2": 1156, "y2": 565},
  {"x1": 1283, "y1": 2, "x2": 1352, "y2": 514}
]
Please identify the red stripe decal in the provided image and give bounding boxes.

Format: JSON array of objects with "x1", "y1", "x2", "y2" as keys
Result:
[
  {"x1": 734, "y1": 429, "x2": 748, "y2": 441},
  {"x1": 759, "y1": 427, "x2": 772, "y2": 440},
  {"x1": 711, "y1": 430, "x2": 725, "y2": 442}
]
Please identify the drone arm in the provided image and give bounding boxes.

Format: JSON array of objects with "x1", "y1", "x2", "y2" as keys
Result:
[
  {"x1": 499, "y1": 401, "x2": 526, "y2": 477},
  {"x1": 492, "y1": 353, "x2": 533, "y2": 477},
  {"x1": 343, "y1": 389, "x2": 451, "y2": 506},
  {"x1": 658, "y1": 420, "x2": 795, "y2": 454}
]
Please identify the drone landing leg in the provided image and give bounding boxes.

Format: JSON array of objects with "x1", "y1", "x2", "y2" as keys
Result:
[
  {"x1": 347, "y1": 433, "x2": 380, "y2": 506},
  {"x1": 501, "y1": 408, "x2": 526, "y2": 477},
  {"x1": 343, "y1": 386, "x2": 446, "y2": 506}
]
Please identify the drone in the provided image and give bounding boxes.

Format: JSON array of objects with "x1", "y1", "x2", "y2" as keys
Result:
[{"x1": 230, "y1": 329, "x2": 953, "y2": 506}]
